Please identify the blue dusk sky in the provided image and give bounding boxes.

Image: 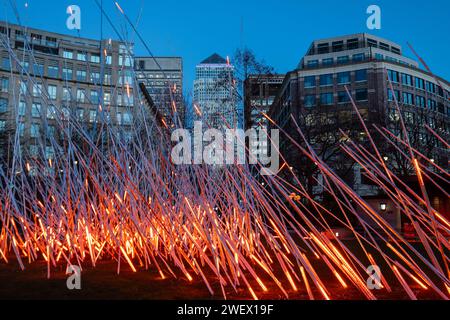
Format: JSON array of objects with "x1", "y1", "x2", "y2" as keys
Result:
[{"x1": 1, "y1": 0, "x2": 449, "y2": 94}]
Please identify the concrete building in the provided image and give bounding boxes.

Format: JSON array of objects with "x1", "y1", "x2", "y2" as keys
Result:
[
  {"x1": 135, "y1": 56, "x2": 184, "y2": 128},
  {"x1": 244, "y1": 74, "x2": 284, "y2": 162},
  {"x1": 0, "y1": 21, "x2": 137, "y2": 161},
  {"x1": 268, "y1": 33, "x2": 450, "y2": 204},
  {"x1": 244, "y1": 74, "x2": 284, "y2": 130}
]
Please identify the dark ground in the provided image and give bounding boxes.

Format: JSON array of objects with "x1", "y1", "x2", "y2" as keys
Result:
[{"x1": 0, "y1": 244, "x2": 443, "y2": 300}]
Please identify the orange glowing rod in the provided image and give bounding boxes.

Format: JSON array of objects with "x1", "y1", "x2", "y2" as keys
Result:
[{"x1": 1, "y1": 30, "x2": 450, "y2": 301}]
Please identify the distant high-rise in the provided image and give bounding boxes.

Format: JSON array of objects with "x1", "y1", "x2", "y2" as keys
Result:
[
  {"x1": 192, "y1": 53, "x2": 237, "y2": 131},
  {"x1": 135, "y1": 57, "x2": 183, "y2": 127}
]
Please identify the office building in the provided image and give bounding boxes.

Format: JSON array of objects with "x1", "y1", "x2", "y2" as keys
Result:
[
  {"x1": 269, "y1": 33, "x2": 449, "y2": 200},
  {"x1": 0, "y1": 21, "x2": 138, "y2": 162},
  {"x1": 135, "y1": 56, "x2": 183, "y2": 127}
]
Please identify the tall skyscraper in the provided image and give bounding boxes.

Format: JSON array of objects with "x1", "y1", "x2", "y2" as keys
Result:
[
  {"x1": 193, "y1": 53, "x2": 237, "y2": 131},
  {"x1": 135, "y1": 57, "x2": 184, "y2": 128}
]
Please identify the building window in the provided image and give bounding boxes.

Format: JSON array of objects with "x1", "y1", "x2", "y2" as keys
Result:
[
  {"x1": 90, "y1": 54, "x2": 100, "y2": 64},
  {"x1": 320, "y1": 74, "x2": 333, "y2": 86},
  {"x1": 90, "y1": 72, "x2": 100, "y2": 83},
  {"x1": 48, "y1": 85, "x2": 57, "y2": 100},
  {"x1": 338, "y1": 91, "x2": 350, "y2": 103},
  {"x1": 401, "y1": 73, "x2": 413, "y2": 86},
  {"x1": 77, "y1": 52, "x2": 87, "y2": 61},
  {"x1": 304, "y1": 95, "x2": 316, "y2": 107},
  {"x1": 1, "y1": 57, "x2": 10, "y2": 70},
  {"x1": 320, "y1": 93, "x2": 334, "y2": 105},
  {"x1": 317, "y1": 43, "x2": 329, "y2": 54},
  {"x1": 415, "y1": 95, "x2": 425, "y2": 108},
  {"x1": 63, "y1": 88, "x2": 71, "y2": 101},
  {"x1": 355, "y1": 89, "x2": 368, "y2": 101},
  {"x1": 337, "y1": 72, "x2": 350, "y2": 84},
  {"x1": 415, "y1": 77, "x2": 425, "y2": 90},
  {"x1": 119, "y1": 55, "x2": 133, "y2": 67},
  {"x1": 77, "y1": 89, "x2": 86, "y2": 103},
  {"x1": 322, "y1": 58, "x2": 333, "y2": 66},
  {"x1": 45, "y1": 147, "x2": 55, "y2": 160},
  {"x1": 0, "y1": 120, "x2": 5, "y2": 131},
  {"x1": 90, "y1": 90, "x2": 99, "y2": 102},
  {"x1": 388, "y1": 89, "x2": 400, "y2": 102},
  {"x1": 355, "y1": 69, "x2": 367, "y2": 82},
  {"x1": 18, "y1": 101, "x2": 26, "y2": 116},
  {"x1": 29, "y1": 145, "x2": 39, "y2": 157},
  {"x1": 123, "y1": 94, "x2": 134, "y2": 107},
  {"x1": 33, "y1": 63, "x2": 44, "y2": 75},
  {"x1": 89, "y1": 110, "x2": 97, "y2": 123},
  {"x1": 347, "y1": 38, "x2": 359, "y2": 50},
  {"x1": 31, "y1": 103, "x2": 41, "y2": 118},
  {"x1": 47, "y1": 125, "x2": 56, "y2": 137},
  {"x1": 304, "y1": 76, "x2": 316, "y2": 88},
  {"x1": 337, "y1": 56, "x2": 349, "y2": 64},
  {"x1": 19, "y1": 81, "x2": 27, "y2": 95},
  {"x1": 30, "y1": 123, "x2": 40, "y2": 138},
  {"x1": 32, "y1": 83, "x2": 42, "y2": 97},
  {"x1": 18, "y1": 122, "x2": 25, "y2": 137},
  {"x1": 0, "y1": 77, "x2": 8, "y2": 92},
  {"x1": 332, "y1": 41, "x2": 344, "y2": 52},
  {"x1": 426, "y1": 81, "x2": 436, "y2": 94},
  {"x1": 402, "y1": 92, "x2": 414, "y2": 105},
  {"x1": 104, "y1": 73, "x2": 112, "y2": 85},
  {"x1": 47, "y1": 106, "x2": 56, "y2": 119},
  {"x1": 106, "y1": 55, "x2": 112, "y2": 65},
  {"x1": 62, "y1": 107, "x2": 70, "y2": 120},
  {"x1": 76, "y1": 70, "x2": 87, "y2": 82},
  {"x1": 76, "y1": 108, "x2": 84, "y2": 121},
  {"x1": 427, "y1": 99, "x2": 437, "y2": 110},
  {"x1": 307, "y1": 60, "x2": 319, "y2": 68},
  {"x1": 103, "y1": 92, "x2": 111, "y2": 104},
  {"x1": 352, "y1": 53, "x2": 365, "y2": 61},
  {"x1": 62, "y1": 68, "x2": 73, "y2": 80},
  {"x1": 48, "y1": 65, "x2": 59, "y2": 78},
  {"x1": 46, "y1": 36, "x2": 57, "y2": 47},
  {"x1": 123, "y1": 112, "x2": 133, "y2": 125},
  {"x1": 0, "y1": 97, "x2": 7, "y2": 113},
  {"x1": 63, "y1": 50, "x2": 73, "y2": 59},
  {"x1": 119, "y1": 70, "x2": 133, "y2": 86},
  {"x1": 387, "y1": 70, "x2": 399, "y2": 83}
]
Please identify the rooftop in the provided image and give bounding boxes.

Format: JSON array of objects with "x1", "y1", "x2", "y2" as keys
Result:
[{"x1": 200, "y1": 53, "x2": 227, "y2": 65}]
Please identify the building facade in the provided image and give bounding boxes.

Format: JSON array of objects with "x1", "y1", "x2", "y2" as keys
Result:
[
  {"x1": 193, "y1": 53, "x2": 237, "y2": 131},
  {"x1": 135, "y1": 56, "x2": 183, "y2": 128},
  {"x1": 244, "y1": 74, "x2": 284, "y2": 161},
  {"x1": 269, "y1": 33, "x2": 450, "y2": 198},
  {"x1": 0, "y1": 21, "x2": 137, "y2": 163},
  {"x1": 244, "y1": 74, "x2": 284, "y2": 131}
]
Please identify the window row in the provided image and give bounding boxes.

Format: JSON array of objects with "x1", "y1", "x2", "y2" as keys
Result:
[
  {"x1": 304, "y1": 89, "x2": 368, "y2": 107},
  {"x1": 306, "y1": 53, "x2": 366, "y2": 68},
  {"x1": 387, "y1": 70, "x2": 446, "y2": 96},
  {"x1": 388, "y1": 89, "x2": 441, "y2": 110},
  {"x1": 304, "y1": 70, "x2": 367, "y2": 88}
]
